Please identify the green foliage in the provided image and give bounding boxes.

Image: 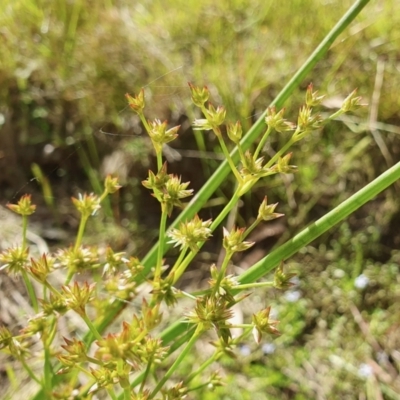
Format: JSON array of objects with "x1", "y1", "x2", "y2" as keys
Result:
[{"x1": 1, "y1": 0, "x2": 400, "y2": 399}]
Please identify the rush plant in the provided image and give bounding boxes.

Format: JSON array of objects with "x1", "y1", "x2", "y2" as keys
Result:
[{"x1": 3, "y1": 0, "x2": 400, "y2": 399}]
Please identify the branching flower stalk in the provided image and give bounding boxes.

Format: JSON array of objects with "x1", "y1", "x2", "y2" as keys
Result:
[{"x1": 0, "y1": 35, "x2": 375, "y2": 399}]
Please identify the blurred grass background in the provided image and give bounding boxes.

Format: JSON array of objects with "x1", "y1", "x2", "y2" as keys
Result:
[{"x1": 1, "y1": 0, "x2": 400, "y2": 398}]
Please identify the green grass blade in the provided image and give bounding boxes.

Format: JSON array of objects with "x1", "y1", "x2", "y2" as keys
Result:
[{"x1": 238, "y1": 160, "x2": 400, "y2": 284}]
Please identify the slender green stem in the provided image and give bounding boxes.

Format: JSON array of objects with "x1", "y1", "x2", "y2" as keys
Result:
[
  {"x1": 215, "y1": 132, "x2": 242, "y2": 183},
  {"x1": 21, "y1": 270, "x2": 39, "y2": 313},
  {"x1": 243, "y1": 218, "x2": 261, "y2": 239},
  {"x1": 253, "y1": 126, "x2": 273, "y2": 160},
  {"x1": 139, "y1": 113, "x2": 163, "y2": 170},
  {"x1": 43, "y1": 281, "x2": 62, "y2": 297},
  {"x1": 20, "y1": 357, "x2": 41, "y2": 384},
  {"x1": 81, "y1": 313, "x2": 103, "y2": 341},
  {"x1": 237, "y1": 142, "x2": 247, "y2": 166},
  {"x1": 213, "y1": 252, "x2": 233, "y2": 296},
  {"x1": 43, "y1": 344, "x2": 53, "y2": 396},
  {"x1": 327, "y1": 109, "x2": 345, "y2": 121},
  {"x1": 177, "y1": 290, "x2": 197, "y2": 300},
  {"x1": 139, "y1": 360, "x2": 153, "y2": 393},
  {"x1": 186, "y1": 351, "x2": 221, "y2": 383},
  {"x1": 106, "y1": 387, "x2": 118, "y2": 400},
  {"x1": 149, "y1": 325, "x2": 203, "y2": 399},
  {"x1": 265, "y1": 137, "x2": 295, "y2": 168},
  {"x1": 21, "y1": 215, "x2": 28, "y2": 249},
  {"x1": 74, "y1": 215, "x2": 89, "y2": 252},
  {"x1": 65, "y1": 214, "x2": 89, "y2": 284},
  {"x1": 20, "y1": 215, "x2": 39, "y2": 312},
  {"x1": 234, "y1": 281, "x2": 274, "y2": 290},
  {"x1": 155, "y1": 206, "x2": 168, "y2": 281},
  {"x1": 119, "y1": 363, "x2": 131, "y2": 400},
  {"x1": 47, "y1": 318, "x2": 58, "y2": 347},
  {"x1": 168, "y1": 245, "x2": 189, "y2": 277}
]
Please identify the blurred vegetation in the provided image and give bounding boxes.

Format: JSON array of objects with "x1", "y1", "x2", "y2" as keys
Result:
[{"x1": 1, "y1": 0, "x2": 400, "y2": 398}]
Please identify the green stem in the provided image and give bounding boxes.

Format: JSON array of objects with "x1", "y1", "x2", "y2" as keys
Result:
[
  {"x1": 265, "y1": 137, "x2": 295, "y2": 168},
  {"x1": 243, "y1": 218, "x2": 261, "y2": 239},
  {"x1": 234, "y1": 281, "x2": 274, "y2": 290},
  {"x1": 139, "y1": 113, "x2": 163, "y2": 171},
  {"x1": 215, "y1": 132, "x2": 242, "y2": 183},
  {"x1": 149, "y1": 325, "x2": 203, "y2": 399},
  {"x1": 43, "y1": 343, "x2": 53, "y2": 396},
  {"x1": 155, "y1": 207, "x2": 168, "y2": 281},
  {"x1": 106, "y1": 387, "x2": 118, "y2": 400},
  {"x1": 168, "y1": 245, "x2": 189, "y2": 277},
  {"x1": 21, "y1": 270, "x2": 39, "y2": 313},
  {"x1": 213, "y1": 252, "x2": 233, "y2": 296},
  {"x1": 186, "y1": 351, "x2": 221, "y2": 383},
  {"x1": 139, "y1": 359, "x2": 153, "y2": 394},
  {"x1": 81, "y1": 313, "x2": 103, "y2": 341},
  {"x1": 21, "y1": 215, "x2": 28, "y2": 249},
  {"x1": 20, "y1": 357, "x2": 41, "y2": 385},
  {"x1": 20, "y1": 215, "x2": 39, "y2": 313},
  {"x1": 74, "y1": 215, "x2": 89, "y2": 252},
  {"x1": 253, "y1": 126, "x2": 273, "y2": 160},
  {"x1": 65, "y1": 214, "x2": 89, "y2": 284},
  {"x1": 237, "y1": 142, "x2": 247, "y2": 166}
]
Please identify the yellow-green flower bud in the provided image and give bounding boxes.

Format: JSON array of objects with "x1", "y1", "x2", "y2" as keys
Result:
[
  {"x1": 188, "y1": 82, "x2": 210, "y2": 107},
  {"x1": 125, "y1": 89, "x2": 145, "y2": 114},
  {"x1": 227, "y1": 121, "x2": 243, "y2": 143},
  {"x1": 6, "y1": 194, "x2": 36, "y2": 216}
]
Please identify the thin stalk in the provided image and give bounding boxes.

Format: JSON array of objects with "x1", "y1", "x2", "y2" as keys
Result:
[
  {"x1": 81, "y1": 313, "x2": 103, "y2": 341},
  {"x1": 139, "y1": 360, "x2": 153, "y2": 394},
  {"x1": 21, "y1": 270, "x2": 39, "y2": 313},
  {"x1": 43, "y1": 344, "x2": 52, "y2": 396},
  {"x1": 106, "y1": 388, "x2": 118, "y2": 400},
  {"x1": 215, "y1": 131, "x2": 242, "y2": 183},
  {"x1": 253, "y1": 126, "x2": 273, "y2": 160},
  {"x1": 168, "y1": 245, "x2": 189, "y2": 277},
  {"x1": 243, "y1": 218, "x2": 261, "y2": 239},
  {"x1": 149, "y1": 325, "x2": 203, "y2": 399},
  {"x1": 138, "y1": 114, "x2": 163, "y2": 170},
  {"x1": 65, "y1": 214, "x2": 89, "y2": 284},
  {"x1": 234, "y1": 281, "x2": 274, "y2": 290},
  {"x1": 265, "y1": 137, "x2": 295, "y2": 168},
  {"x1": 236, "y1": 142, "x2": 247, "y2": 166},
  {"x1": 155, "y1": 206, "x2": 168, "y2": 281},
  {"x1": 74, "y1": 215, "x2": 89, "y2": 251},
  {"x1": 213, "y1": 252, "x2": 233, "y2": 296},
  {"x1": 20, "y1": 358, "x2": 41, "y2": 385},
  {"x1": 21, "y1": 215, "x2": 28, "y2": 249},
  {"x1": 186, "y1": 351, "x2": 220, "y2": 383},
  {"x1": 21, "y1": 215, "x2": 39, "y2": 312},
  {"x1": 117, "y1": 360, "x2": 131, "y2": 400}
]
